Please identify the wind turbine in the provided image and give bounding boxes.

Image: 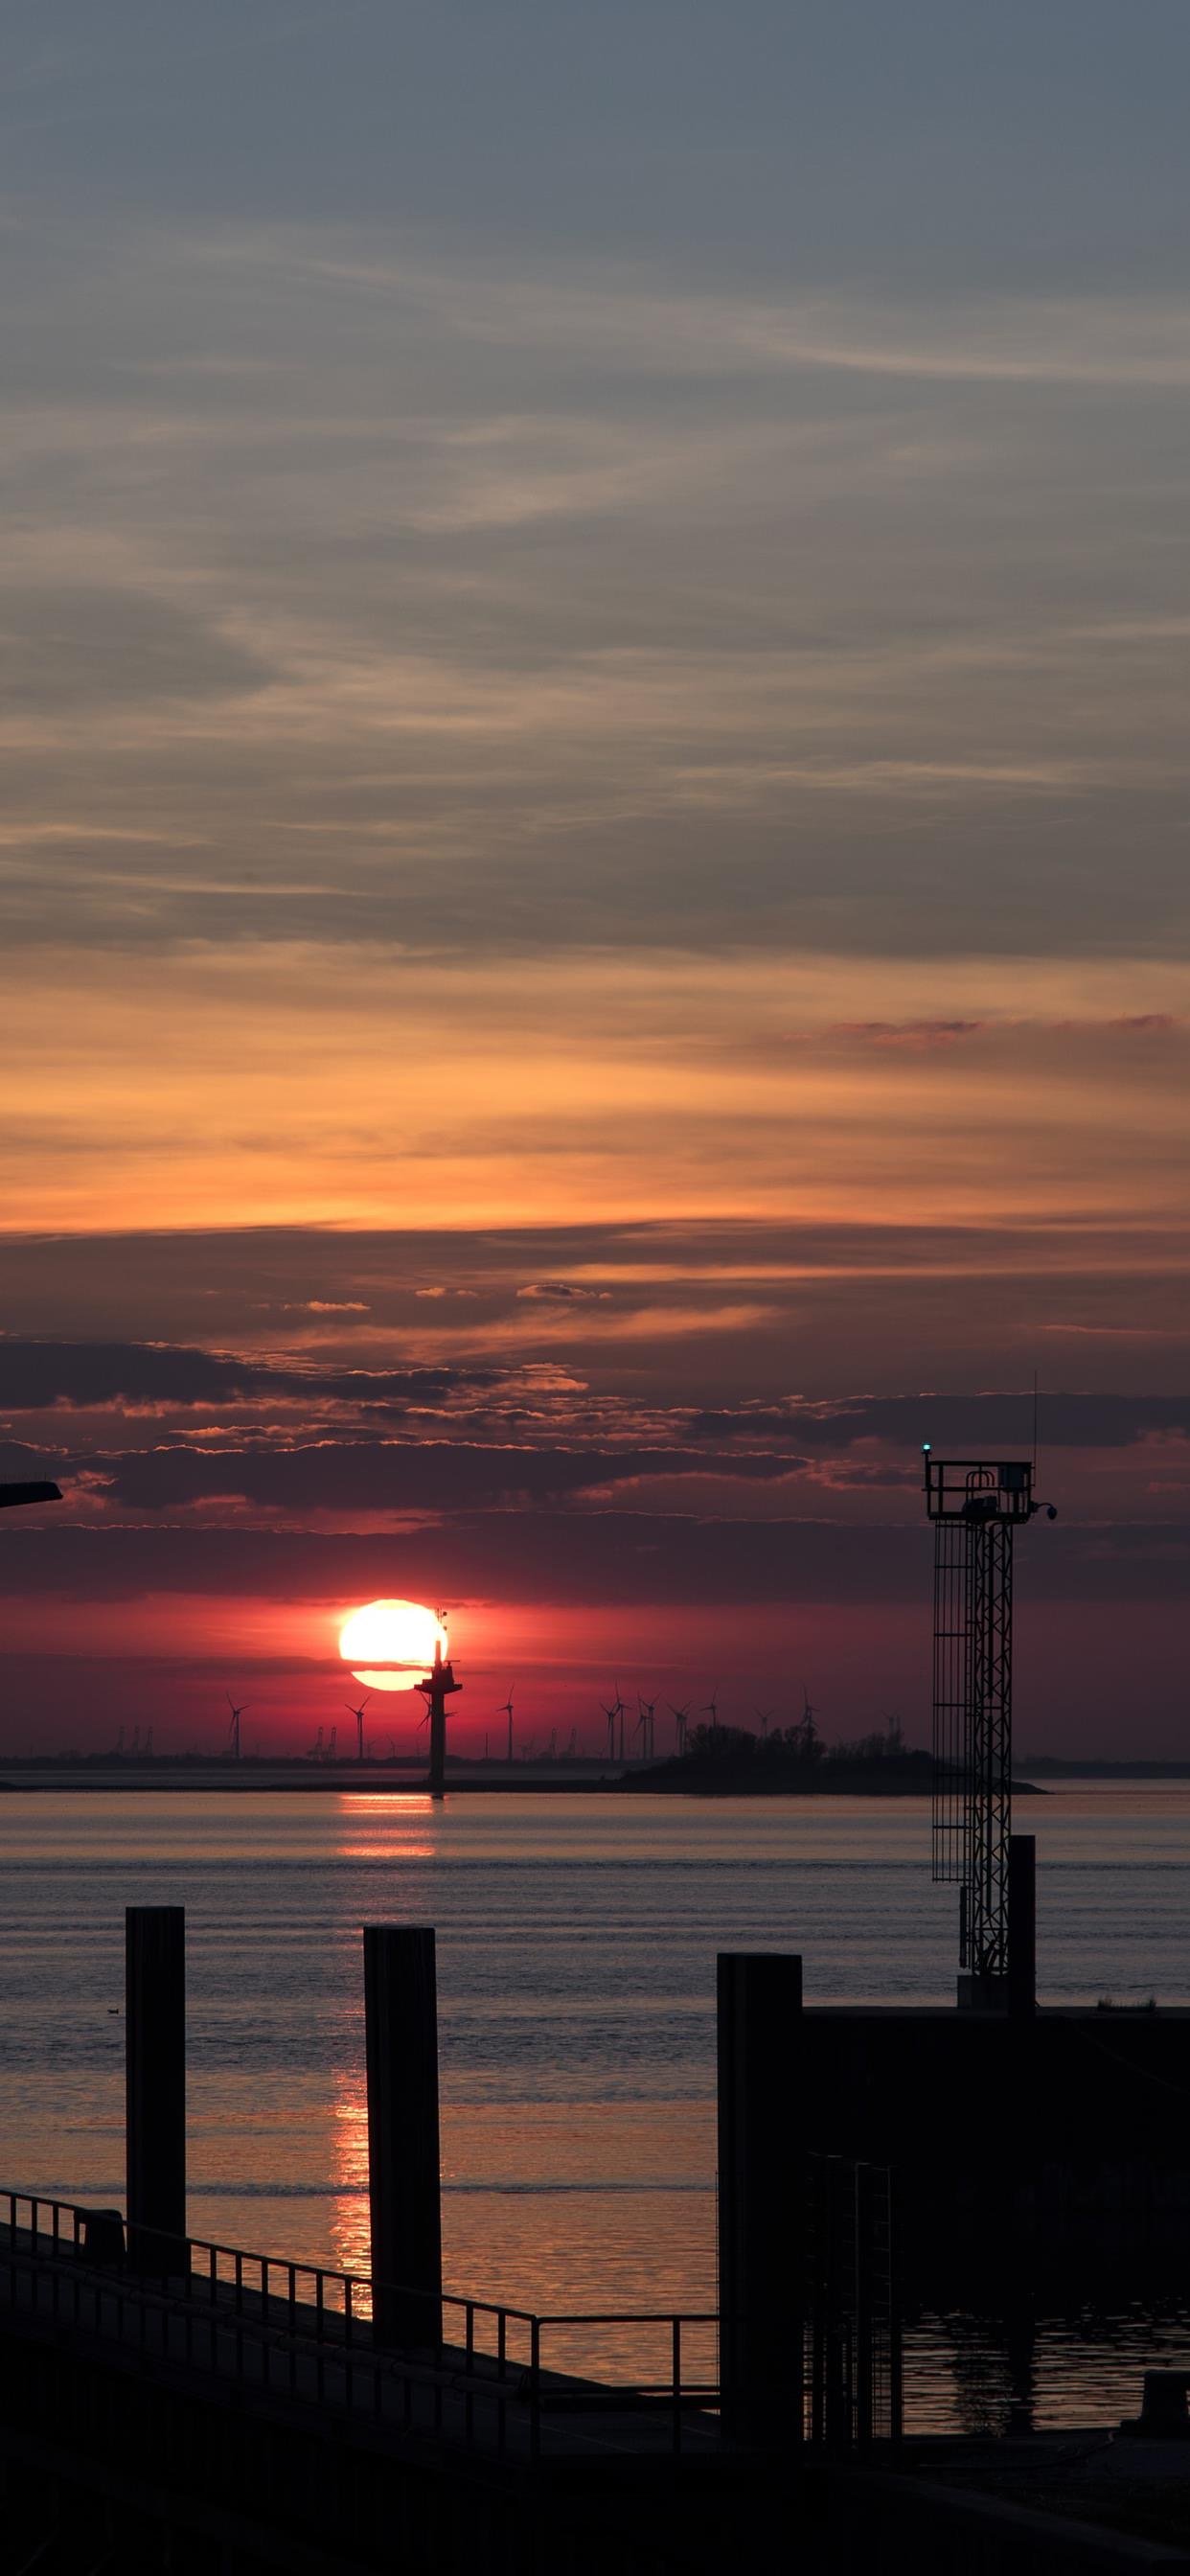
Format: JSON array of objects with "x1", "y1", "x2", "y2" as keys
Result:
[
  {"x1": 498, "y1": 1683, "x2": 515, "y2": 1764},
  {"x1": 636, "y1": 1695, "x2": 657, "y2": 1761},
  {"x1": 600, "y1": 1684, "x2": 626, "y2": 1761},
  {"x1": 754, "y1": 1706, "x2": 774, "y2": 1740},
  {"x1": 702, "y1": 1682, "x2": 721, "y2": 1741},
  {"x1": 668, "y1": 1702, "x2": 691, "y2": 1756},
  {"x1": 225, "y1": 1691, "x2": 251, "y2": 1761},
  {"x1": 345, "y1": 1692, "x2": 371, "y2": 1762}
]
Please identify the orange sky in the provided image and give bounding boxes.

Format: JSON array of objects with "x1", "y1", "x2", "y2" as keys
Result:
[
  {"x1": 6, "y1": 945, "x2": 1188, "y2": 1237},
  {"x1": 3, "y1": 2, "x2": 1189, "y2": 1753}
]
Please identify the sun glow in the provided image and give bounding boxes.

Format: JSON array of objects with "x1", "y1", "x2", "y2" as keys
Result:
[{"x1": 338, "y1": 1598, "x2": 446, "y2": 1691}]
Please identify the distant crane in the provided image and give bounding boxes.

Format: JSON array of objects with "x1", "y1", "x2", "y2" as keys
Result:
[
  {"x1": 546, "y1": 1728, "x2": 558, "y2": 1760},
  {"x1": 668, "y1": 1702, "x2": 690, "y2": 1756},
  {"x1": 498, "y1": 1684, "x2": 515, "y2": 1763},
  {"x1": 345, "y1": 1692, "x2": 371, "y2": 1762},
  {"x1": 636, "y1": 1696, "x2": 656, "y2": 1761},
  {"x1": 326, "y1": 1724, "x2": 337, "y2": 1762},
  {"x1": 225, "y1": 1691, "x2": 251, "y2": 1761},
  {"x1": 565, "y1": 1727, "x2": 578, "y2": 1760},
  {"x1": 307, "y1": 1725, "x2": 325, "y2": 1762}
]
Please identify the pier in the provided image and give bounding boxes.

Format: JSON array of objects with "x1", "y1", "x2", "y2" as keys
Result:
[
  {"x1": 6, "y1": 1900, "x2": 1190, "y2": 2567},
  {"x1": 0, "y1": 2189, "x2": 735, "y2": 2571},
  {"x1": 0, "y1": 1900, "x2": 900, "y2": 2570},
  {"x1": 6, "y1": 2185, "x2": 1188, "y2": 2573},
  {"x1": 0, "y1": 1907, "x2": 743, "y2": 2570}
]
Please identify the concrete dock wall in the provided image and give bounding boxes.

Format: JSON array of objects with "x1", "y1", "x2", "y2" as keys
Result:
[{"x1": 789, "y1": 2008, "x2": 1190, "y2": 2289}]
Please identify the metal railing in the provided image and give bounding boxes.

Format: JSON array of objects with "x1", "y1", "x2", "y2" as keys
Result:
[{"x1": 0, "y1": 2190, "x2": 720, "y2": 2461}]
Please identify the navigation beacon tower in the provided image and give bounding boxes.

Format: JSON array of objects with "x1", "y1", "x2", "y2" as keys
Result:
[
  {"x1": 925, "y1": 1450, "x2": 1053, "y2": 2007},
  {"x1": 418, "y1": 1613, "x2": 461, "y2": 1804}
]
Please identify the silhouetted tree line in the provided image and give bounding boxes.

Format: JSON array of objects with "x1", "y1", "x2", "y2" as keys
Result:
[{"x1": 624, "y1": 1715, "x2": 932, "y2": 1794}]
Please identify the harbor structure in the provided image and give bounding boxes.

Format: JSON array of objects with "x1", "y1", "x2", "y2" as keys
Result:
[{"x1": 925, "y1": 1449, "x2": 1053, "y2": 2006}]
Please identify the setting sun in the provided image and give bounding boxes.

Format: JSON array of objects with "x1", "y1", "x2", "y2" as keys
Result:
[{"x1": 338, "y1": 1599, "x2": 446, "y2": 1691}]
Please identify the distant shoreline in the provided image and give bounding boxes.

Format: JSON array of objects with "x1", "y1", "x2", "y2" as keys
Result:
[
  {"x1": 0, "y1": 1758, "x2": 1175, "y2": 1797},
  {"x1": 0, "y1": 1760, "x2": 1041, "y2": 1797},
  {"x1": 1017, "y1": 1760, "x2": 1190, "y2": 1778},
  {"x1": 0, "y1": 1760, "x2": 611, "y2": 1795}
]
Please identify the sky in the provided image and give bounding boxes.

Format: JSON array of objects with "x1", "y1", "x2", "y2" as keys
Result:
[{"x1": 2, "y1": 1, "x2": 1189, "y2": 1754}]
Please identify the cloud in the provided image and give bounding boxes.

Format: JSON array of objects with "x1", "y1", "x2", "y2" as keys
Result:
[
  {"x1": 0, "y1": 586, "x2": 270, "y2": 715},
  {"x1": 4, "y1": 943, "x2": 1188, "y2": 1240},
  {"x1": 686, "y1": 1393, "x2": 1190, "y2": 1455},
  {"x1": 3, "y1": 202, "x2": 1189, "y2": 980},
  {"x1": 3, "y1": 1511, "x2": 1187, "y2": 1613},
  {"x1": 77, "y1": 1438, "x2": 797, "y2": 1516},
  {"x1": 283, "y1": 1300, "x2": 370, "y2": 1315},
  {"x1": 515, "y1": 1281, "x2": 611, "y2": 1303},
  {"x1": 293, "y1": 242, "x2": 1190, "y2": 390},
  {"x1": 831, "y1": 1020, "x2": 988, "y2": 1050},
  {"x1": 0, "y1": 1339, "x2": 495, "y2": 1414}
]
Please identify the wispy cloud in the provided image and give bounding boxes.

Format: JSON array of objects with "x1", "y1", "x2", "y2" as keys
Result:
[{"x1": 285, "y1": 240, "x2": 1190, "y2": 390}]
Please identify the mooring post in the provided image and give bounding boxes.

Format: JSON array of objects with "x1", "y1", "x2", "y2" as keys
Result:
[
  {"x1": 717, "y1": 1951, "x2": 804, "y2": 2440},
  {"x1": 126, "y1": 1904, "x2": 186, "y2": 2271},
  {"x1": 363, "y1": 1924, "x2": 443, "y2": 2350},
  {"x1": 1008, "y1": 1833, "x2": 1037, "y2": 2020}
]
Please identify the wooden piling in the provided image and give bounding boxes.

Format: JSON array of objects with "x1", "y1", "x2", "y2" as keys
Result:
[
  {"x1": 717, "y1": 1950, "x2": 804, "y2": 2439},
  {"x1": 1008, "y1": 1834, "x2": 1037, "y2": 2020},
  {"x1": 363, "y1": 1925, "x2": 443, "y2": 2349},
  {"x1": 126, "y1": 1905, "x2": 186, "y2": 2269}
]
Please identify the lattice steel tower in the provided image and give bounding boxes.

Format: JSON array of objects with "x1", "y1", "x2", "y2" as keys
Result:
[{"x1": 925, "y1": 1453, "x2": 1041, "y2": 2006}]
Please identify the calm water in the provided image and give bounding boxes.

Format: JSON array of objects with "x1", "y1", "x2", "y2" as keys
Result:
[{"x1": 2, "y1": 1782, "x2": 1188, "y2": 2430}]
